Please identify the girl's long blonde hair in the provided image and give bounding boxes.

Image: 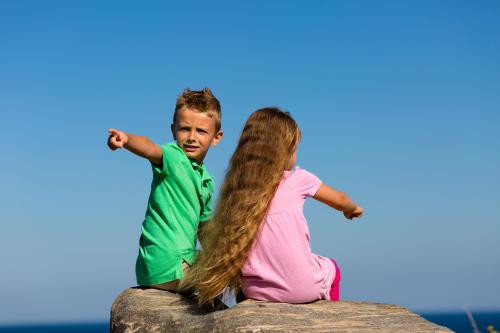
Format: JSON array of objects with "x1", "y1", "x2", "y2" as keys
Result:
[{"x1": 182, "y1": 107, "x2": 300, "y2": 305}]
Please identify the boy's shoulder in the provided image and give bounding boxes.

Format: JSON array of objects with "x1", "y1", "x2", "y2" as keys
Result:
[
  {"x1": 160, "y1": 141, "x2": 184, "y2": 157},
  {"x1": 159, "y1": 142, "x2": 189, "y2": 167}
]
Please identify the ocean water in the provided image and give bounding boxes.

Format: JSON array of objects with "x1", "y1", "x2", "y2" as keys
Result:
[
  {"x1": 0, "y1": 312, "x2": 499, "y2": 332},
  {"x1": 420, "y1": 312, "x2": 500, "y2": 333},
  {"x1": 0, "y1": 323, "x2": 108, "y2": 333}
]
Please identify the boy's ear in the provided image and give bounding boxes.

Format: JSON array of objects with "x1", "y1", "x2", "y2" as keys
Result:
[
  {"x1": 171, "y1": 123, "x2": 176, "y2": 140},
  {"x1": 211, "y1": 130, "x2": 223, "y2": 146}
]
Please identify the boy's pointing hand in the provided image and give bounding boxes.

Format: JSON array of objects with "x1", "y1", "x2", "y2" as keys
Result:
[{"x1": 108, "y1": 128, "x2": 129, "y2": 150}]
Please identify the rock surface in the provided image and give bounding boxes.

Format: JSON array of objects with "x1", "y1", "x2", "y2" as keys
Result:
[{"x1": 110, "y1": 287, "x2": 452, "y2": 332}]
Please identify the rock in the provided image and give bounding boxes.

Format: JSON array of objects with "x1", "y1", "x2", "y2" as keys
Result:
[{"x1": 110, "y1": 287, "x2": 452, "y2": 333}]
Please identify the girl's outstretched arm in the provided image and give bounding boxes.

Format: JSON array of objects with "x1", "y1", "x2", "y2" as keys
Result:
[{"x1": 313, "y1": 183, "x2": 363, "y2": 220}]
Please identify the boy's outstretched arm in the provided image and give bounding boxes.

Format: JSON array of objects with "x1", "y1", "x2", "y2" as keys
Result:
[
  {"x1": 108, "y1": 128, "x2": 163, "y2": 166},
  {"x1": 313, "y1": 183, "x2": 364, "y2": 220}
]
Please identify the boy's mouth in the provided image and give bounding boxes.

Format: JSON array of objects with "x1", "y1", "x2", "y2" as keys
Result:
[{"x1": 183, "y1": 145, "x2": 199, "y2": 153}]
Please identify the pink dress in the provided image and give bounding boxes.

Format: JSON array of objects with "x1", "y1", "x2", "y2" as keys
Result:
[{"x1": 241, "y1": 167, "x2": 336, "y2": 303}]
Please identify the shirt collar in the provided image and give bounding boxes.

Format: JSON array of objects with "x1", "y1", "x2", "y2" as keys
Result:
[{"x1": 169, "y1": 141, "x2": 210, "y2": 179}]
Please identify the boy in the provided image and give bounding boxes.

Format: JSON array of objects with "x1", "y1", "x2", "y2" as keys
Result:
[{"x1": 107, "y1": 88, "x2": 223, "y2": 291}]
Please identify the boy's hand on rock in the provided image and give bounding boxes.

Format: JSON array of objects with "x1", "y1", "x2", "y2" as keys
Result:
[
  {"x1": 108, "y1": 128, "x2": 129, "y2": 150},
  {"x1": 344, "y1": 206, "x2": 364, "y2": 220}
]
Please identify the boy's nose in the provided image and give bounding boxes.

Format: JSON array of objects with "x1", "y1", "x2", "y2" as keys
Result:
[{"x1": 187, "y1": 130, "x2": 196, "y2": 141}]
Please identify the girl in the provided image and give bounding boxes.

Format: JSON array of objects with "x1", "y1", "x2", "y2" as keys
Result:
[{"x1": 184, "y1": 107, "x2": 363, "y2": 305}]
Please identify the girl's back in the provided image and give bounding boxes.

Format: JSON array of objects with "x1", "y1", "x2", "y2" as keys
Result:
[
  {"x1": 183, "y1": 108, "x2": 362, "y2": 306},
  {"x1": 241, "y1": 167, "x2": 336, "y2": 303}
]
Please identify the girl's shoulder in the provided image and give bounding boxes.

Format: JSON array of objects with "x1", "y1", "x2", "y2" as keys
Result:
[
  {"x1": 285, "y1": 166, "x2": 318, "y2": 179},
  {"x1": 284, "y1": 167, "x2": 322, "y2": 195}
]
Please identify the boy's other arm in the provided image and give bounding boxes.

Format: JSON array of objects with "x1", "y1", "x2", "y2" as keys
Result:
[
  {"x1": 108, "y1": 128, "x2": 163, "y2": 166},
  {"x1": 197, "y1": 221, "x2": 210, "y2": 249},
  {"x1": 313, "y1": 183, "x2": 364, "y2": 220}
]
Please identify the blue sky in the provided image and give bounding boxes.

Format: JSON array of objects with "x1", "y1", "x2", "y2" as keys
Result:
[{"x1": 1, "y1": 0, "x2": 499, "y2": 324}]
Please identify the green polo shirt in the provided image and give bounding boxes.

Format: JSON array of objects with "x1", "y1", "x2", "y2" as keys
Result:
[{"x1": 135, "y1": 142, "x2": 214, "y2": 286}]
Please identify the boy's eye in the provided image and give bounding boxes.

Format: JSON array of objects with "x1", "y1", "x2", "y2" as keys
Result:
[{"x1": 197, "y1": 129, "x2": 208, "y2": 134}]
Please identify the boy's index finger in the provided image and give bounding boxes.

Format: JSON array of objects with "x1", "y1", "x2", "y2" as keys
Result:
[{"x1": 108, "y1": 128, "x2": 121, "y2": 137}]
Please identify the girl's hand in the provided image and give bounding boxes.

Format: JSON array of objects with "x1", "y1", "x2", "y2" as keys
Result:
[
  {"x1": 344, "y1": 206, "x2": 364, "y2": 220},
  {"x1": 108, "y1": 128, "x2": 129, "y2": 150}
]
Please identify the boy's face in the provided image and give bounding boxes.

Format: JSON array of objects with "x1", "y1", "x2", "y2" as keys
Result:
[{"x1": 171, "y1": 108, "x2": 222, "y2": 164}]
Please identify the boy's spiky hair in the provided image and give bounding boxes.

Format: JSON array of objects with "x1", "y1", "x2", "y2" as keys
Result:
[{"x1": 174, "y1": 88, "x2": 222, "y2": 132}]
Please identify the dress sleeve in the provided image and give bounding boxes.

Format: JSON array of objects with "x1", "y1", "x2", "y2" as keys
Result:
[
  {"x1": 294, "y1": 167, "x2": 322, "y2": 198},
  {"x1": 151, "y1": 143, "x2": 181, "y2": 177}
]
